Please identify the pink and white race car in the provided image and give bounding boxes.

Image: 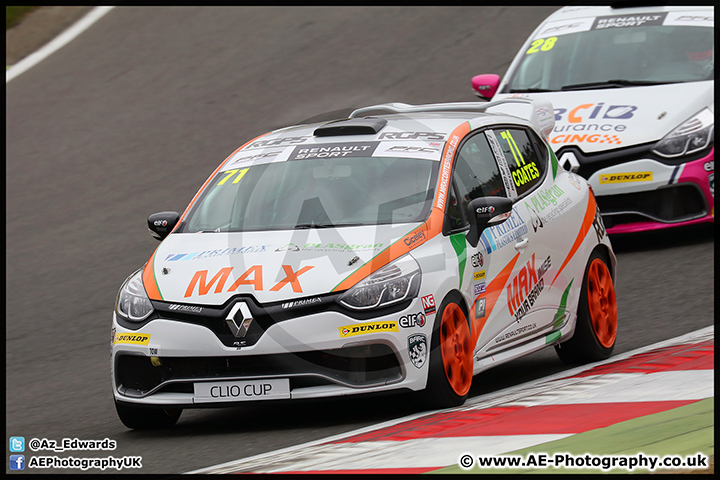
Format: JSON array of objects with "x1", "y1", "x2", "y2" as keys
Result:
[{"x1": 472, "y1": 5, "x2": 714, "y2": 234}]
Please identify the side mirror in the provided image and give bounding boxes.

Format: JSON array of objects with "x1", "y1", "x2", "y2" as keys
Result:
[
  {"x1": 471, "y1": 74, "x2": 501, "y2": 100},
  {"x1": 147, "y1": 211, "x2": 180, "y2": 241},
  {"x1": 466, "y1": 197, "x2": 513, "y2": 248}
]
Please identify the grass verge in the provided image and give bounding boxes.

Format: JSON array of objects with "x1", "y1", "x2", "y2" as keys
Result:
[{"x1": 6, "y1": 6, "x2": 40, "y2": 31}]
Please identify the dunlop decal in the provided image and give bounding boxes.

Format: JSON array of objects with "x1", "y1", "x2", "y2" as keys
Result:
[
  {"x1": 339, "y1": 321, "x2": 398, "y2": 338},
  {"x1": 114, "y1": 333, "x2": 151, "y2": 346},
  {"x1": 599, "y1": 172, "x2": 653, "y2": 184}
]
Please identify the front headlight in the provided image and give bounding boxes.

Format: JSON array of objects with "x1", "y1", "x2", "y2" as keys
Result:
[
  {"x1": 653, "y1": 108, "x2": 714, "y2": 158},
  {"x1": 339, "y1": 255, "x2": 421, "y2": 310},
  {"x1": 115, "y1": 269, "x2": 154, "y2": 321}
]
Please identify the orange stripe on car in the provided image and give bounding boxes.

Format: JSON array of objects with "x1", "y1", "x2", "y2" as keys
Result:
[
  {"x1": 143, "y1": 248, "x2": 163, "y2": 301},
  {"x1": 332, "y1": 223, "x2": 430, "y2": 293},
  {"x1": 332, "y1": 122, "x2": 472, "y2": 292},
  {"x1": 551, "y1": 191, "x2": 597, "y2": 287},
  {"x1": 472, "y1": 252, "x2": 520, "y2": 344}
]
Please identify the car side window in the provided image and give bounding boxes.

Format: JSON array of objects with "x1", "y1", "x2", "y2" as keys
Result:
[
  {"x1": 446, "y1": 133, "x2": 508, "y2": 231},
  {"x1": 488, "y1": 127, "x2": 546, "y2": 197},
  {"x1": 444, "y1": 182, "x2": 465, "y2": 231}
]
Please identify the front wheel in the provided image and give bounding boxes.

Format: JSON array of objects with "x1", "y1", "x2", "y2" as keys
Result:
[
  {"x1": 115, "y1": 400, "x2": 182, "y2": 430},
  {"x1": 555, "y1": 249, "x2": 617, "y2": 364},
  {"x1": 422, "y1": 292, "x2": 473, "y2": 408}
]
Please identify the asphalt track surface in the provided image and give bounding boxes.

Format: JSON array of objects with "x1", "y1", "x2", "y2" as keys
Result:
[{"x1": 5, "y1": 6, "x2": 714, "y2": 475}]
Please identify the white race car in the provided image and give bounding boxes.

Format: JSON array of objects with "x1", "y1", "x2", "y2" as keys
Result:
[
  {"x1": 472, "y1": 5, "x2": 714, "y2": 234},
  {"x1": 112, "y1": 98, "x2": 617, "y2": 429}
]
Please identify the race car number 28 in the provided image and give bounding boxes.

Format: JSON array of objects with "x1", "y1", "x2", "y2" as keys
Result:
[{"x1": 526, "y1": 37, "x2": 557, "y2": 54}]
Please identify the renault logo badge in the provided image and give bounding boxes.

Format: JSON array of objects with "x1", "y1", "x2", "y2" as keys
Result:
[{"x1": 226, "y1": 302, "x2": 253, "y2": 338}]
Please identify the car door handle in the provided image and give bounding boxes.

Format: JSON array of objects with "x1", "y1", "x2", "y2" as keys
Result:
[{"x1": 514, "y1": 237, "x2": 529, "y2": 252}]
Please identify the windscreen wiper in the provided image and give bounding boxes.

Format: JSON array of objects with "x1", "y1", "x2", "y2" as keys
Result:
[
  {"x1": 294, "y1": 223, "x2": 334, "y2": 229},
  {"x1": 560, "y1": 79, "x2": 669, "y2": 91},
  {"x1": 507, "y1": 88, "x2": 554, "y2": 93}
]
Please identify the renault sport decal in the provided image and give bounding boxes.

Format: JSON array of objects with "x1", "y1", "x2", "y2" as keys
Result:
[
  {"x1": 592, "y1": 13, "x2": 667, "y2": 30},
  {"x1": 289, "y1": 142, "x2": 379, "y2": 160}
]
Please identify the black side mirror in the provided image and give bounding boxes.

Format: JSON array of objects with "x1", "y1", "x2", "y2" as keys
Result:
[
  {"x1": 147, "y1": 211, "x2": 180, "y2": 241},
  {"x1": 466, "y1": 197, "x2": 513, "y2": 248}
]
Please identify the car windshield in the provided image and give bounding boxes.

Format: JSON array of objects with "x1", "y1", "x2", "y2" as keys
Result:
[
  {"x1": 504, "y1": 22, "x2": 714, "y2": 92},
  {"x1": 182, "y1": 156, "x2": 439, "y2": 232}
]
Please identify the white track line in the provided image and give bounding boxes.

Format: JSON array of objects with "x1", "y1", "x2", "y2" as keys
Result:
[
  {"x1": 6, "y1": 6, "x2": 115, "y2": 83},
  {"x1": 187, "y1": 325, "x2": 713, "y2": 474}
]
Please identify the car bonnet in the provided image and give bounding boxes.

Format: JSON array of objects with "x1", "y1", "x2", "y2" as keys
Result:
[
  {"x1": 143, "y1": 223, "x2": 431, "y2": 305},
  {"x1": 495, "y1": 82, "x2": 713, "y2": 153}
]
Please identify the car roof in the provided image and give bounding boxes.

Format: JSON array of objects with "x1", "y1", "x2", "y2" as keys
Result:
[
  {"x1": 260, "y1": 99, "x2": 555, "y2": 144},
  {"x1": 271, "y1": 112, "x2": 493, "y2": 141}
]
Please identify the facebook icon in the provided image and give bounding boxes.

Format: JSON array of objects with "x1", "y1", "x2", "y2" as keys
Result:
[{"x1": 10, "y1": 454, "x2": 25, "y2": 470}]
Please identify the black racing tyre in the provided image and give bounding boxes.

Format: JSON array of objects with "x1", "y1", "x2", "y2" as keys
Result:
[
  {"x1": 555, "y1": 248, "x2": 617, "y2": 364},
  {"x1": 422, "y1": 292, "x2": 473, "y2": 409},
  {"x1": 115, "y1": 400, "x2": 182, "y2": 430}
]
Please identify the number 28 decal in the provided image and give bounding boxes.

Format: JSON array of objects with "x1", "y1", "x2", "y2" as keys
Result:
[{"x1": 526, "y1": 37, "x2": 557, "y2": 54}]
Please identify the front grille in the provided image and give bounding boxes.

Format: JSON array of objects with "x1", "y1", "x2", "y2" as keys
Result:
[
  {"x1": 597, "y1": 183, "x2": 707, "y2": 226},
  {"x1": 116, "y1": 344, "x2": 403, "y2": 395}
]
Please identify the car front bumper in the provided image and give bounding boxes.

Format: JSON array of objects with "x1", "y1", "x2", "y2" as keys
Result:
[
  {"x1": 111, "y1": 301, "x2": 433, "y2": 407},
  {"x1": 588, "y1": 150, "x2": 714, "y2": 234}
]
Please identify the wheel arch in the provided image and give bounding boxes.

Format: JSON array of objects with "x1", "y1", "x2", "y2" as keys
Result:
[
  {"x1": 590, "y1": 243, "x2": 616, "y2": 282},
  {"x1": 435, "y1": 289, "x2": 471, "y2": 332}
]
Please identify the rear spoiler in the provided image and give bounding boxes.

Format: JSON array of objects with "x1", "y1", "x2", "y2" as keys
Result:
[{"x1": 350, "y1": 98, "x2": 555, "y2": 138}]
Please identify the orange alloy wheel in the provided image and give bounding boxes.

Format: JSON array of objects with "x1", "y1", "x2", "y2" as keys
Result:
[
  {"x1": 439, "y1": 303, "x2": 473, "y2": 396},
  {"x1": 586, "y1": 258, "x2": 617, "y2": 348}
]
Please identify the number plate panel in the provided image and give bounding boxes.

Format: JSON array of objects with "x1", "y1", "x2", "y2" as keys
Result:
[{"x1": 193, "y1": 379, "x2": 290, "y2": 403}]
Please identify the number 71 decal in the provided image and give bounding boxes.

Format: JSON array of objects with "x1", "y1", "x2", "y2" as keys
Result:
[{"x1": 218, "y1": 168, "x2": 249, "y2": 185}]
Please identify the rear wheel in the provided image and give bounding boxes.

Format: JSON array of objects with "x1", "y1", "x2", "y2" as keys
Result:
[
  {"x1": 423, "y1": 293, "x2": 473, "y2": 408},
  {"x1": 555, "y1": 249, "x2": 617, "y2": 364},
  {"x1": 115, "y1": 400, "x2": 182, "y2": 430}
]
